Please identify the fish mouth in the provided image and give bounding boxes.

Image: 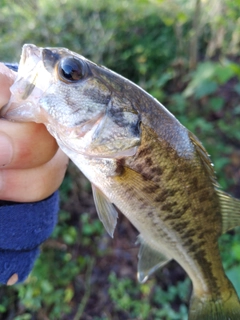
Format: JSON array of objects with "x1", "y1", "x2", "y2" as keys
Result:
[
  {"x1": 1, "y1": 44, "x2": 45, "y2": 121},
  {"x1": 19, "y1": 44, "x2": 42, "y2": 99},
  {"x1": 20, "y1": 44, "x2": 42, "y2": 70}
]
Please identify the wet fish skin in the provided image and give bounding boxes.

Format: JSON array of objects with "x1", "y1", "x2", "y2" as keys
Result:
[{"x1": 2, "y1": 44, "x2": 240, "y2": 319}]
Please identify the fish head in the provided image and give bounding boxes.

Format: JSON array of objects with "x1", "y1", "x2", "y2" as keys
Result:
[{"x1": 2, "y1": 44, "x2": 141, "y2": 158}]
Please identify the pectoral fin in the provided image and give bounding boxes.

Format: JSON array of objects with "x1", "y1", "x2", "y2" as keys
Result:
[
  {"x1": 217, "y1": 189, "x2": 240, "y2": 233},
  {"x1": 91, "y1": 184, "x2": 118, "y2": 238},
  {"x1": 137, "y1": 235, "x2": 171, "y2": 283}
]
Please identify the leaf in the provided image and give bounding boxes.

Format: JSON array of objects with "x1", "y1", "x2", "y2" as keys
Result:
[
  {"x1": 194, "y1": 62, "x2": 217, "y2": 80},
  {"x1": 234, "y1": 83, "x2": 240, "y2": 95},
  {"x1": 184, "y1": 62, "x2": 217, "y2": 97},
  {"x1": 214, "y1": 64, "x2": 235, "y2": 84},
  {"x1": 209, "y1": 97, "x2": 224, "y2": 111},
  {"x1": 194, "y1": 80, "x2": 218, "y2": 99},
  {"x1": 156, "y1": 71, "x2": 174, "y2": 87},
  {"x1": 229, "y1": 63, "x2": 240, "y2": 78},
  {"x1": 232, "y1": 243, "x2": 240, "y2": 261}
]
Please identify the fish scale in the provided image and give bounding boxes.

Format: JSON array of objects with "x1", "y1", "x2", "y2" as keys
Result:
[
  {"x1": 119, "y1": 126, "x2": 225, "y2": 294},
  {"x1": 3, "y1": 43, "x2": 240, "y2": 319}
]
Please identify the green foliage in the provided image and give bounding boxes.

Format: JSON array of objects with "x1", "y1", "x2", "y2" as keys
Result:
[
  {"x1": 16, "y1": 211, "x2": 81, "y2": 319},
  {"x1": 109, "y1": 272, "x2": 189, "y2": 319},
  {"x1": 219, "y1": 229, "x2": 240, "y2": 270},
  {"x1": 108, "y1": 272, "x2": 152, "y2": 319},
  {"x1": 1, "y1": 0, "x2": 240, "y2": 319},
  {"x1": 168, "y1": 57, "x2": 240, "y2": 188},
  {"x1": 184, "y1": 60, "x2": 240, "y2": 99},
  {"x1": 80, "y1": 213, "x2": 103, "y2": 238}
]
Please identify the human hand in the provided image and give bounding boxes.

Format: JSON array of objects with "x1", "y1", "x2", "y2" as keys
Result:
[{"x1": 0, "y1": 63, "x2": 69, "y2": 202}]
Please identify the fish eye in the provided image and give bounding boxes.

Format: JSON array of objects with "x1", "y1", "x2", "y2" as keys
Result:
[{"x1": 58, "y1": 57, "x2": 86, "y2": 82}]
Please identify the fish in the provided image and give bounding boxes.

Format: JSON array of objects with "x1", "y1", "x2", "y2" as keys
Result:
[{"x1": 2, "y1": 43, "x2": 240, "y2": 319}]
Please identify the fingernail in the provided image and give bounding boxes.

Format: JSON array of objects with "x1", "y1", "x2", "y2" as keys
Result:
[{"x1": 0, "y1": 133, "x2": 13, "y2": 166}]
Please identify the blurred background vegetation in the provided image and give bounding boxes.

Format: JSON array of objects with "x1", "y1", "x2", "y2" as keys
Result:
[{"x1": 1, "y1": 0, "x2": 240, "y2": 319}]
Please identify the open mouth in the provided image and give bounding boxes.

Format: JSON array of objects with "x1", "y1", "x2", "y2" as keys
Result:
[
  {"x1": 0, "y1": 45, "x2": 44, "y2": 121},
  {"x1": 17, "y1": 44, "x2": 43, "y2": 100},
  {"x1": 19, "y1": 44, "x2": 42, "y2": 75}
]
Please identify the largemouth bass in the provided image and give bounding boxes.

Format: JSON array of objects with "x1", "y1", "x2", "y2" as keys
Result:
[{"x1": 2, "y1": 44, "x2": 240, "y2": 319}]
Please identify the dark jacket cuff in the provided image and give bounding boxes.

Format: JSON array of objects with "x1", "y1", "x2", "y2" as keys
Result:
[{"x1": 0, "y1": 191, "x2": 59, "y2": 284}]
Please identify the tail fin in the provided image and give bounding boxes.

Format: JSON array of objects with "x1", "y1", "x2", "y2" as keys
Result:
[{"x1": 188, "y1": 291, "x2": 240, "y2": 320}]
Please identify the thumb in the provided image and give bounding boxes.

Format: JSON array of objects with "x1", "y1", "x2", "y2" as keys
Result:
[{"x1": 0, "y1": 63, "x2": 16, "y2": 108}]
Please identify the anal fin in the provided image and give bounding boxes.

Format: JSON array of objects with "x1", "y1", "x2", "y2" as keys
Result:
[
  {"x1": 91, "y1": 184, "x2": 118, "y2": 238},
  {"x1": 137, "y1": 235, "x2": 171, "y2": 283}
]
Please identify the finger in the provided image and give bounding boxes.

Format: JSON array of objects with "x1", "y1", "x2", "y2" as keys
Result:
[
  {"x1": 0, "y1": 120, "x2": 58, "y2": 169},
  {"x1": 0, "y1": 63, "x2": 17, "y2": 107},
  {"x1": 0, "y1": 148, "x2": 69, "y2": 202}
]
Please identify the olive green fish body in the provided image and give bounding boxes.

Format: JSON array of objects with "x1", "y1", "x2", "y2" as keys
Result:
[
  {"x1": 69, "y1": 123, "x2": 240, "y2": 319},
  {"x1": 3, "y1": 44, "x2": 240, "y2": 319},
  {"x1": 85, "y1": 123, "x2": 236, "y2": 295}
]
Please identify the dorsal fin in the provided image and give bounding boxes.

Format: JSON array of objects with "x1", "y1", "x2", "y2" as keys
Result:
[
  {"x1": 188, "y1": 131, "x2": 217, "y2": 186},
  {"x1": 189, "y1": 132, "x2": 240, "y2": 233},
  {"x1": 216, "y1": 189, "x2": 240, "y2": 233},
  {"x1": 137, "y1": 235, "x2": 171, "y2": 283},
  {"x1": 91, "y1": 184, "x2": 118, "y2": 238}
]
